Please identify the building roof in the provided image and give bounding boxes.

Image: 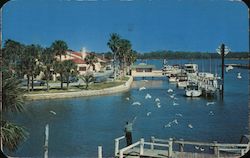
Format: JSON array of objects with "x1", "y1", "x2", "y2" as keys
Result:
[
  {"x1": 71, "y1": 52, "x2": 83, "y2": 57},
  {"x1": 70, "y1": 58, "x2": 86, "y2": 64}
]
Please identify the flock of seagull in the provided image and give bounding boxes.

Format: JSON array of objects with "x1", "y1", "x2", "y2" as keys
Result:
[{"x1": 129, "y1": 83, "x2": 217, "y2": 133}]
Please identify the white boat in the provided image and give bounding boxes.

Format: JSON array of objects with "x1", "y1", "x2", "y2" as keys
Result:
[
  {"x1": 185, "y1": 82, "x2": 202, "y2": 97},
  {"x1": 162, "y1": 65, "x2": 174, "y2": 76},
  {"x1": 184, "y1": 64, "x2": 198, "y2": 76},
  {"x1": 226, "y1": 65, "x2": 234, "y2": 72},
  {"x1": 177, "y1": 71, "x2": 188, "y2": 88},
  {"x1": 169, "y1": 74, "x2": 177, "y2": 82}
]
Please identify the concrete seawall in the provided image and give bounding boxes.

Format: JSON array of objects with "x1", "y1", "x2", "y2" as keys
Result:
[{"x1": 24, "y1": 76, "x2": 133, "y2": 100}]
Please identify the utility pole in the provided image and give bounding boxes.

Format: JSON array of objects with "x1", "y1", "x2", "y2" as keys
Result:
[
  {"x1": 216, "y1": 43, "x2": 230, "y2": 100},
  {"x1": 221, "y1": 43, "x2": 225, "y2": 100}
]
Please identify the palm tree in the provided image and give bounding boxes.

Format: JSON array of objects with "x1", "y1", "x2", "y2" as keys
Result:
[
  {"x1": 126, "y1": 50, "x2": 137, "y2": 75},
  {"x1": 51, "y1": 40, "x2": 68, "y2": 89},
  {"x1": 53, "y1": 61, "x2": 64, "y2": 89},
  {"x1": 1, "y1": 69, "x2": 28, "y2": 152},
  {"x1": 84, "y1": 53, "x2": 98, "y2": 71},
  {"x1": 2, "y1": 39, "x2": 24, "y2": 77},
  {"x1": 20, "y1": 44, "x2": 42, "y2": 92},
  {"x1": 61, "y1": 60, "x2": 77, "y2": 90},
  {"x1": 51, "y1": 40, "x2": 68, "y2": 62},
  {"x1": 40, "y1": 48, "x2": 54, "y2": 91},
  {"x1": 107, "y1": 33, "x2": 121, "y2": 80},
  {"x1": 119, "y1": 39, "x2": 132, "y2": 78},
  {"x1": 80, "y1": 72, "x2": 94, "y2": 90}
]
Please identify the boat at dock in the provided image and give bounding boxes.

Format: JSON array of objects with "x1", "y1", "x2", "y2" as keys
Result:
[
  {"x1": 185, "y1": 81, "x2": 202, "y2": 97},
  {"x1": 176, "y1": 70, "x2": 188, "y2": 88},
  {"x1": 184, "y1": 63, "x2": 198, "y2": 76}
]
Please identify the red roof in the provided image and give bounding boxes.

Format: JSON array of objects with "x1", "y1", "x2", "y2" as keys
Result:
[
  {"x1": 70, "y1": 58, "x2": 86, "y2": 64},
  {"x1": 71, "y1": 52, "x2": 82, "y2": 57}
]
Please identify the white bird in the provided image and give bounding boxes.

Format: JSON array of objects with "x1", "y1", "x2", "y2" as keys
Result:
[
  {"x1": 206, "y1": 102, "x2": 215, "y2": 106},
  {"x1": 50, "y1": 110, "x2": 56, "y2": 115},
  {"x1": 167, "y1": 88, "x2": 173, "y2": 93},
  {"x1": 172, "y1": 119, "x2": 178, "y2": 124},
  {"x1": 143, "y1": 80, "x2": 148, "y2": 82},
  {"x1": 126, "y1": 97, "x2": 130, "y2": 101},
  {"x1": 173, "y1": 102, "x2": 179, "y2": 106},
  {"x1": 169, "y1": 94, "x2": 175, "y2": 98},
  {"x1": 132, "y1": 102, "x2": 141, "y2": 106},
  {"x1": 156, "y1": 102, "x2": 161, "y2": 108},
  {"x1": 188, "y1": 124, "x2": 193, "y2": 129},
  {"x1": 146, "y1": 112, "x2": 152, "y2": 116},
  {"x1": 164, "y1": 123, "x2": 171, "y2": 128},
  {"x1": 155, "y1": 98, "x2": 160, "y2": 102},
  {"x1": 209, "y1": 111, "x2": 214, "y2": 116},
  {"x1": 176, "y1": 113, "x2": 183, "y2": 117},
  {"x1": 237, "y1": 72, "x2": 242, "y2": 79},
  {"x1": 145, "y1": 93, "x2": 152, "y2": 99},
  {"x1": 200, "y1": 147, "x2": 205, "y2": 152},
  {"x1": 195, "y1": 146, "x2": 200, "y2": 150},
  {"x1": 139, "y1": 86, "x2": 146, "y2": 91}
]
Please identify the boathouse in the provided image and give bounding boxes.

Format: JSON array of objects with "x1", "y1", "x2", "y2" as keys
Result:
[{"x1": 130, "y1": 63, "x2": 157, "y2": 77}]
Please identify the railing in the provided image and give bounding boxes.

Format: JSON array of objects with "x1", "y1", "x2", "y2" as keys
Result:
[
  {"x1": 115, "y1": 136, "x2": 125, "y2": 156},
  {"x1": 116, "y1": 136, "x2": 172, "y2": 158},
  {"x1": 115, "y1": 136, "x2": 250, "y2": 158},
  {"x1": 173, "y1": 139, "x2": 249, "y2": 157}
]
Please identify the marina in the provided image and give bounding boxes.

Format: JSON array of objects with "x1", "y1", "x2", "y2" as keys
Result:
[{"x1": 6, "y1": 59, "x2": 249, "y2": 157}]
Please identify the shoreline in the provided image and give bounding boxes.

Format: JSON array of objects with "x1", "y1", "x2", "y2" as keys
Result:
[{"x1": 24, "y1": 76, "x2": 133, "y2": 100}]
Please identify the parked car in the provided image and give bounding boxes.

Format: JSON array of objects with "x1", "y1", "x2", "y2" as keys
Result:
[
  {"x1": 63, "y1": 76, "x2": 79, "y2": 83},
  {"x1": 20, "y1": 79, "x2": 45, "y2": 86}
]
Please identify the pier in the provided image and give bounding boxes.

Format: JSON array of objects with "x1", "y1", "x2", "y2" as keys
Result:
[
  {"x1": 112, "y1": 135, "x2": 250, "y2": 158},
  {"x1": 225, "y1": 64, "x2": 250, "y2": 69},
  {"x1": 131, "y1": 70, "x2": 164, "y2": 78}
]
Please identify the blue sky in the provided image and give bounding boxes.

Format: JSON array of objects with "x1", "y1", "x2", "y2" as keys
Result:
[{"x1": 2, "y1": 0, "x2": 249, "y2": 53}]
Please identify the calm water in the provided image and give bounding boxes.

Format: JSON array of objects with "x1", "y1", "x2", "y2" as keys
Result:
[{"x1": 6, "y1": 59, "x2": 249, "y2": 157}]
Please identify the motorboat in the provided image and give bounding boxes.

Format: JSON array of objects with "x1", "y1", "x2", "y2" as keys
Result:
[
  {"x1": 176, "y1": 71, "x2": 188, "y2": 88},
  {"x1": 185, "y1": 81, "x2": 202, "y2": 97},
  {"x1": 184, "y1": 64, "x2": 198, "y2": 76},
  {"x1": 169, "y1": 73, "x2": 178, "y2": 82}
]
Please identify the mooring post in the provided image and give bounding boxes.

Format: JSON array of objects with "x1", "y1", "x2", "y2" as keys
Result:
[
  {"x1": 140, "y1": 138, "x2": 144, "y2": 155},
  {"x1": 44, "y1": 124, "x2": 49, "y2": 158},
  {"x1": 98, "y1": 146, "x2": 102, "y2": 158}
]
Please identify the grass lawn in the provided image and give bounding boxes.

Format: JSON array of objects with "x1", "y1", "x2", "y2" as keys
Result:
[{"x1": 25, "y1": 77, "x2": 129, "y2": 94}]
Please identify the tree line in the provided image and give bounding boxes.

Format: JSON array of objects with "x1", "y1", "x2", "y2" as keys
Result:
[
  {"x1": 2, "y1": 39, "x2": 103, "y2": 92},
  {"x1": 136, "y1": 50, "x2": 249, "y2": 59}
]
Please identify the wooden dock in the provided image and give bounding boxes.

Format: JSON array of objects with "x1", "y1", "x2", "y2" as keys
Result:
[{"x1": 113, "y1": 136, "x2": 249, "y2": 158}]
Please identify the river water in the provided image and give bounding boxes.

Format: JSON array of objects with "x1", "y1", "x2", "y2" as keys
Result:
[{"x1": 5, "y1": 59, "x2": 249, "y2": 157}]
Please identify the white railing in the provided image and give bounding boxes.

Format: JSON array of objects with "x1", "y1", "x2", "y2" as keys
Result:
[
  {"x1": 114, "y1": 136, "x2": 249, "y2": 158},
  {"x1": 116, "y1": 136, "x2": 172, "y2": 158},
  {"x1": 173, "y1": 139, "x2": 249, "y2": 157},
  {"x1": 114, "y1": 136, "x2": 125, "y2": 156}
]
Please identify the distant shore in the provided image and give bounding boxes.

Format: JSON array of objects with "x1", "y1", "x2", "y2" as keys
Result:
[{"x1": 24, "y1": 76, "x2": 133, "y2": 100}]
